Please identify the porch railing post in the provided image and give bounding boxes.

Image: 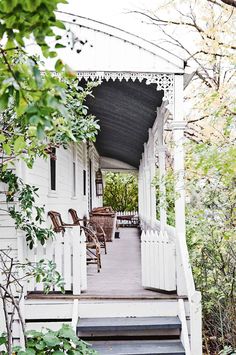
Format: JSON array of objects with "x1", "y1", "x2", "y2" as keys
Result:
[
  {"x1": 172, "y1": 74, "x2": 202, "y2": 355},
  {"x1": 148, "y1": 130, "x2": 156, "y2": 228},
  {"x1": 158, "y1": 145, "x2": 167, "y2": 232},
  {"x1": 138, "y1": 173, "x2": 143, "y2": 221},
  {"x1": 143, "y1": 143, "x2": 151, "y2": 228},
  {"x1": 171, "y1": 74, "x2": 187, "y2": 296}
]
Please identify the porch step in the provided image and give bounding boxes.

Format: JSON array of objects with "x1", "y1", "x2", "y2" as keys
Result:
[
  {"x1": 77, "y1": 316, "x2": 181, "y2": 338},
  {"x1": 87, "y1": 339, "x2": 185, "y2": 354}
]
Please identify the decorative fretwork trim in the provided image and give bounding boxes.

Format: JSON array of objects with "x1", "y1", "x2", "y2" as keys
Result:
[{"x1": 77, "y1": 71, "x2": 174, "y2": 104}]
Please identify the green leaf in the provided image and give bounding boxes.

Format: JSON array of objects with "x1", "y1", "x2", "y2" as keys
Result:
[
  {"x1": 48, "y1": 51, "x2": 57, "y2": 58},
  {"x1": 0, "y1": 134, "x2": 6, "y2": 143},
  {"x1": 3, "y1": 143, "x2": 11, "y2": 156},
  {"x1": 55, "y1": 43, "x2": 66, "y2": 49},
  {"x1": 0, "y1": 93, "x2": 9, "y2": 112},
  {"x1": 14, "y1": 136, "x2": 26, "y2": 153},
  {"x1": 18, "y1": 349, "x2": 36, "y2": 355},
  {"x1": 43, "y1": 333, "x2": 61, "y2": 347},
  {"x1": 0, "y1": 335, "x2": 7, "y2": 345},
  {"x1": 55, "y1": 59, "x2": 64, "y2": 73},
  {"x1": 54, "y1": 20, "x2": 66, "y2": 30},
  {"x1": 58, "y1": 324, "x2": 76, "y2": 339},
  {"x1": 32, "y1": 66, "x2": 42, "y2": 88}
]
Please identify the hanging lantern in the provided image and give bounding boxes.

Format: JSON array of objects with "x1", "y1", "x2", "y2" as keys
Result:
[{"x1": 95, "y1": 169, "x2": 103, "y2": 196}]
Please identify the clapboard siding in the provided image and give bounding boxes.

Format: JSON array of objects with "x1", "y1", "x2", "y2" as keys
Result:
[
  {"x1": 24, "y1": 142, "x2": 101, "y2": 221},
  {"x1": 0, "y1": 186, "x2": 17, "y2": 249},
  {"x1": 0, "y1": 142, "x2": 102, "y2": 252}
]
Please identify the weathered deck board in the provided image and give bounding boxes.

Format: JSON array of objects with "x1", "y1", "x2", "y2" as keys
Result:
[{"x1": 85, "y1": 228, "x2": 176, "y2": 299}]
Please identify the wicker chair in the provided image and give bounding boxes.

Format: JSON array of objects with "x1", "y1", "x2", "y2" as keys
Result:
[
  {"x1": 48, "y1": 211, "x2": 101, "y2": 272},
  {"x1": 68, "y1": 209, "x2": 107, "y2": 254}
]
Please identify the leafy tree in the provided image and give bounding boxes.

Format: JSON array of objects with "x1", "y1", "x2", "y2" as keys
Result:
[
  {"x1": 103, "y1": 172, "x2": 138, "y2": 212},
  {"x1": 135, "y1": 1, "x2": 236, "y2": 352},
  {"x1": 0, "y1": 0, "x2": 99, "y2": 247},
  {"x1": 185, "y1": 140, "x2": 236, "y2": 353},
  {"x1": 0, "y1": 1, "x2": 99, "y2": 353}
]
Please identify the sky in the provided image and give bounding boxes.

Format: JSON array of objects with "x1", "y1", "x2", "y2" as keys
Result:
[{"x1": 58, "y1": 0, "x2": 164, "y2": 43}]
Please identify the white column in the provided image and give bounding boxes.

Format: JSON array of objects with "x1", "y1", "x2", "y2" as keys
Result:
[
  {"x1": 172, "y1": 77, "x2": 201, "y2": 354},
  {"x1": 170, "y1": 75, "x2": 187, "y2": 296},
  {"x1": 149, "y1": 157, "x2": 156, "y2": 227},
  {"x1": 158, "y1": 146, "x2": 167, "y2": 231},
  {"x1": 172, "y1": 75, "x2": 186, "y2": 240},
  {"x1": 144, "y1": 167, "x2": 150, "y2": 227},
  {"x1": 147, "y1": 130, "x2": 157, "y2": 227},
  {"x1": 138, "y1": 166, "x2": 143, "y2": 220}
]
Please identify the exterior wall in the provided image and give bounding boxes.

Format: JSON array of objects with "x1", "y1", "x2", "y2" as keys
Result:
[
  {"x1": 25, "y1": 142, "x2": 102, "y2": 224},
  {"x1": 0, "y1": 142, "x2": 103, "y2": 249},
  {"x1": 0, "y1": 183, "x2": 18, "y2": 253}
]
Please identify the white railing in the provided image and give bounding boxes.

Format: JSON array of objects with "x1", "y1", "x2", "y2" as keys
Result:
[
  {"x1": 141, "y1": 218, "x2": 202, "y2": 355},
  {"x1": 141, "y1": 230, "x2": 176, "y2": 291},
  {"x1": 20, "y1": 227, "x2": 87, "y2": 295},
  {"x1": 116, "y1": 211, "x2": 139, "y2": 227}
]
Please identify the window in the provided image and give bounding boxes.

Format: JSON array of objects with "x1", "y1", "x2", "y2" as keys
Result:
[
  {"x1": 72, "y1": 162, "x2": 76, "y2": 197},
  {"x1": 50, "y1": 148, "x2": 56, "y2": 191},
  {"x1": 83, "y1": 170, "x2": 86, "y2": 196}
]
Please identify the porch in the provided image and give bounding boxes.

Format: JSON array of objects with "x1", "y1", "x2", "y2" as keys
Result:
[
  {"x1": 16, "y1": 13, "x2": 202, "y2": 354},
  {"x1": 27, "y1": 228, "x2": 179, "y2": 300}
]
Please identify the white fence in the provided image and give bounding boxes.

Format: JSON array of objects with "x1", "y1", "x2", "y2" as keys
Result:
[
  {"x1": 20, "y1": 227, "x2": 87, "y2": 295},
  {"x1": 141, "y1": 221, "x2": 202, "y2": 355},
  {"x1": 141, "y1": 230, "x2": 176, "y2": 292}
]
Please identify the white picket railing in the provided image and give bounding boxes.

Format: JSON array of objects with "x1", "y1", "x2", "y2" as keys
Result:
[
  {"x1": 141, "y1": 229, "x2": 176, "y2": 292},
  {"x1": 141, "y1": 219, "x2": 202, "y2": 355},
  {"x1": 21, "y1": 227, "x2": 87, "y2": 295},
  {"x1": 116, "y1": 211, "x2": 139, "y2": 227}
]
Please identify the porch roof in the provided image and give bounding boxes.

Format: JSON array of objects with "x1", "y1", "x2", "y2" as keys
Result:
[{"x1": 84, "y1": 78, "x2": 164, "y2": 169}]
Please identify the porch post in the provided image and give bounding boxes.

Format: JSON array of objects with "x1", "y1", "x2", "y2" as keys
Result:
[
  {"x1": 143, "y1": 143, "x2": 151, "y2": 228},
  {"x1": 138, "y1": 161, "x2": 144, "y2": 222},
  {"x1": 171, "y1": 74, "x2": 187, "y2": 295},
  {"x1": 158, "y1": 145, "x2": 167, "y2": 231},
  {"x1": 148, "y1": 130, "x2": 157, "y2": 228},
  {"x1": 173, "y1": 75, "x2": 202, "y2": 355}
]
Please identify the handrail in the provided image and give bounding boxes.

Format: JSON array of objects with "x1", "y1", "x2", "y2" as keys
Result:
[
  {"x1": 141, "y1": 217, "x2": 202, "y2": 355},
  {"x1": 178, "y1": 299, "x2": 191, "y2": 355}
]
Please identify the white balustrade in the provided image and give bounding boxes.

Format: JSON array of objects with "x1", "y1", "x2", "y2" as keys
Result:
[
  {"x1": 141, "y1": 229, "x2": 176, "y2": 292},
  {"x1": 21, "y1": 227, "x2": 86, "y2": 295}
]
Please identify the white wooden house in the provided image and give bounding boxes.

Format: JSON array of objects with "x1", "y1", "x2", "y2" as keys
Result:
[{"x1": 0, "y1": 13, "x2": 202, "y2": 355}]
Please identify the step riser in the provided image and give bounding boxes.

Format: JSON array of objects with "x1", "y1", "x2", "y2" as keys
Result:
[
  {"x1": 78, "y1": 329, "x2": 180, "y2": 338},
  {"x1": 78, "y1": 300, "x2": 179, "y2": 318}
]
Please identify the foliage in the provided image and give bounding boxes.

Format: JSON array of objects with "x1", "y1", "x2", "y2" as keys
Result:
[
  {"x1": 0, "y1": 324, "x2": 97, "y2": 355},
  {"x1": 0, "y1": 0, "x2": 100, "y2": 247},
  {"x1": 0, "y1": 170, "x2": 54, "y2": 248},
  {"x1": 103, "y1": 172, "x2": 138, "y2": 211},
  {"x1": 185, "y1": 140, "x2": 236, "y2": 353},
  {"x1": 136, "y1": 0, "x2": 236, "y2": 142},
  {"x1": 137, "y1": 1, "x2": 236, "y2": 353},
  {"x1": 0, "y1": 1, "x2": 98, "y2": 354},
  {"x1": 0, "y1": 250, "x2": 65, "y2": 354}
]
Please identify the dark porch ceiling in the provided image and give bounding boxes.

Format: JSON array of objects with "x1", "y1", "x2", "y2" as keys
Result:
[{"x1": 84, "y1": 79, "x2": 164, "y2": 168}]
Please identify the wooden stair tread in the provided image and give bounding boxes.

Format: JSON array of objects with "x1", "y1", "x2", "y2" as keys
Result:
[
  {"x1": 77, "y1": 316, "x2": 181, "y2": 331},
  {"x1": 89, "y1": 339, "x2": 185, "y2": 354}
]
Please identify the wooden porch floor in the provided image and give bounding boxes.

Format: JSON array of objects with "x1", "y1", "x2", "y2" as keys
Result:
[
  {"x1": 85, "y1": 228, "x2": 177, "y2": 299},
  {"x1": 28, "y1": 228, "x2": 180, "y2": 300}
]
